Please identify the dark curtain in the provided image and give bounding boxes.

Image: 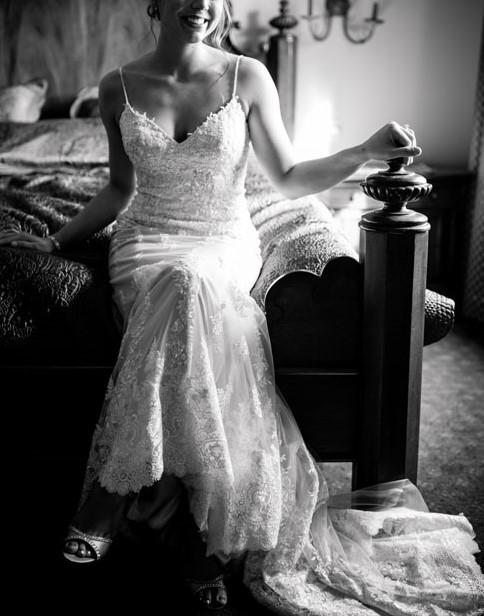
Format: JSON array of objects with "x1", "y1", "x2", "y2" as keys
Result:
[{"x1": 463, "y1": 20, "x2": 484, "y2": 326}]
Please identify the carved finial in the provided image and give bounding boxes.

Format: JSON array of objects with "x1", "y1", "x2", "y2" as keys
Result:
[
  {"x1": 360, "y1": 159, "x2": 432, "y2": 231},
  {"x1": 270, "y1": 0, "x2": 298, "y2": 34}
]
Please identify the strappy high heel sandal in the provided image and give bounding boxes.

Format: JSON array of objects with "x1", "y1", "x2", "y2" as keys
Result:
[
  {"x1": 186, "y1": 574, "x2": 228, "y2": 611},
  {"x1": 63, "y1": 526, "x2": 113, "y2": 564}
]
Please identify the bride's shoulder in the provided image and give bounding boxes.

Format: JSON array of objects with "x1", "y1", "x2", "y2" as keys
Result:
[
  {"x1": 235, "y1": 56, "x2": 275, "y2": 105},
  {"x1": 97, "y1": 70, "x2": 122, "y2": 111},
  {"x1": 217, "y1": 52, "x2": 265, "y2": 74},
  {"x1": 98, "y1": 69, "x2": 121, "y2": 92},
  {"x1": 101, "y1": 53, "x2": 153, "y2": 86},
  {"x1": 98, "y1": 54, "x2": 153, "y2": 110},
  {"x1": 237, "y1": 56, "x2": 271, "y2": 83},
  {"x1": 97, "y1": 69, "x2": 126, "y2": 115}
]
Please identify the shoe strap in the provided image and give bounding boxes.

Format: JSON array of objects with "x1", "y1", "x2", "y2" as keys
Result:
[
  {"x1": 186, "y1": 574, "x2": 225, "y2": 592},
  {"x1": 67, "y1": 526, "x2": 113, "y2": 544}
]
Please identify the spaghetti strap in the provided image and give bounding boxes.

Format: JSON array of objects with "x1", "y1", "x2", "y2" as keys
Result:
[
  {"x1": 118, "y1": 67, "x2": 129, "y2": 105},
  {"x1": 232, "y1": 55, "x2": 243, "y2": 98}
]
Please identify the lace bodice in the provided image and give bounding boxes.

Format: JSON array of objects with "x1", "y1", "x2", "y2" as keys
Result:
[{"x1": 116, "y1": 56, "x2": 258, "y2": 244}]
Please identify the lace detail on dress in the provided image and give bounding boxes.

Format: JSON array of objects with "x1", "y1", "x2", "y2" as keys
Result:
[
  {"x1": 81, "y1": 85, "x2": 285, "y2": 553},
  {"x1": 80, "y1": 57, "x2": 484, "y2": 616},
  {"x1": 117, "y1": 95, "x2": 257, "y2": 245}
]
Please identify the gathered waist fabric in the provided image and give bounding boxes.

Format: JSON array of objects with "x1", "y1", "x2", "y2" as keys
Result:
[
  {"x1": 117, "y1": 189, "x2": 259, "y2": 245},
  {"x1": 109, "y1": 220, "x2": 263, "y2": 301}
]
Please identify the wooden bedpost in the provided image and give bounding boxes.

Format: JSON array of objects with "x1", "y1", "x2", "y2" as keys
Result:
[
  {"x1": 354, "y1": 159, "x2": 432, "y2": 490},
  {"x1": 266, "y1": 1, "x2": 298, "y2": 140}
]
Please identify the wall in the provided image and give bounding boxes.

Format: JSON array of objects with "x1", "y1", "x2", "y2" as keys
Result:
[
  {"x1": 1, "y1": 0, "x2": 482, "y2": 167},
  {"x1": 232, "y1": 0, "x2": 484, "y2": 167}
]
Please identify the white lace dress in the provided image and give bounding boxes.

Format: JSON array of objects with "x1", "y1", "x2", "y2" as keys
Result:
[{"x1": 81, "y1": 57, "x2": 484, "y2": 615}]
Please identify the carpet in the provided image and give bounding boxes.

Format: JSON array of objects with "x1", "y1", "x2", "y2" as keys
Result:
[{"x1": 322, "y1": 321, "x2": 484, "y2": 570}]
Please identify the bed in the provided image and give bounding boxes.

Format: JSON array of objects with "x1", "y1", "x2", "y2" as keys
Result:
[{"x1": 0, "y1": 2, "x2": 454, "y2": 497}]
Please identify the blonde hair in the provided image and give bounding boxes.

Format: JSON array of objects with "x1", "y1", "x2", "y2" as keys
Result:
[
  {"x1": 147, "y1": 1, "x2": 233, "y2": 50},
  {"x1": 205, "y1": 1, "x2": 232, "y2": 50}
]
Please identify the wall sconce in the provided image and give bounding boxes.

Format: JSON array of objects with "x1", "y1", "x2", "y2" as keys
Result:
[{"x1": 303, "y1": 0, "x2": 384, "y2": 44}]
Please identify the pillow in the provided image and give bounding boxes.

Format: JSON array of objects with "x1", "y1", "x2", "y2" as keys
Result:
[
  {"x1": 0, "y1": 78, "x2": 48, "y2": 123},
  {"x1": 70, "y1": 86, "x2": 100, "y2": 118}
]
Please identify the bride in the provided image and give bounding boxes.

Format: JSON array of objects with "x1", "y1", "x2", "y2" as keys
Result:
[{"x1": 1, "y1": 1, "x2": 482, "y2": 614}]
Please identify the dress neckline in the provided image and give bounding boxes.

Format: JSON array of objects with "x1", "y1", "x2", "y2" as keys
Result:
[{"x1": 120, "y1": 95, "x2": 245, "y2": 146}]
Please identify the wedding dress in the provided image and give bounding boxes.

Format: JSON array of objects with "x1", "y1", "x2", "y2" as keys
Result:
[{"x1": 79, "y1": 56, "x2": 484, "y2": 615}]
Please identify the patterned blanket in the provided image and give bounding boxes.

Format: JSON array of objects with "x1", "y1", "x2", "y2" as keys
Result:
[{"x1": 0, "y1": 167, "x2": 119, "y2": 363}]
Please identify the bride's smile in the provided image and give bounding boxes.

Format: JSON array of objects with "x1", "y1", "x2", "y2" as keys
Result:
[{"x1": 158, "y1": 0, "x2": 224, "y2": 44}]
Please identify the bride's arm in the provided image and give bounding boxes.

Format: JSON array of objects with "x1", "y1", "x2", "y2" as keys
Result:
[
  {"x1": 242, "y1": 58, "x2": 421, "y2": 200},
  {"x1": 0, "y1": 71, "x2": 135, "y2": 252},
  {"x1": 51, "y1": 72, "x2": 136, "y2": 249}
]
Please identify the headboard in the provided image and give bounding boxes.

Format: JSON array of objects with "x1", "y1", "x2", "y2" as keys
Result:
[{"x1": 1, "y1": 0, "x2": 151, "y2": 97}]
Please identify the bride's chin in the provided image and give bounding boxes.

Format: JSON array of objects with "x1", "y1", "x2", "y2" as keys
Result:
[{"x1": 183, "y1": 31, "x2": 215, "y2": 45}]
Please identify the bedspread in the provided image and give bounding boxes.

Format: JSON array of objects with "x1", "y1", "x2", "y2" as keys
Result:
[{"x1": 0, "y1": 166, "x2": 119, "y2": 363}]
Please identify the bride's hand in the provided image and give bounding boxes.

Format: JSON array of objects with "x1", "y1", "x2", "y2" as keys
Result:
[
  {"x1": 360, "y1": 121, "x2": 421, "y2": 163},
  {"x1": 0, "y1": 229, "x2": 55, "y2": 252}
]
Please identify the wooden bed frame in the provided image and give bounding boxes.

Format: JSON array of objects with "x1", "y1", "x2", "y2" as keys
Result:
[
  {"x1": 238, "y1": 4, "x2": 433, "y2": 489},
  {"x1": 2, "y1": 1, "x2": 445, "y2": 495}
]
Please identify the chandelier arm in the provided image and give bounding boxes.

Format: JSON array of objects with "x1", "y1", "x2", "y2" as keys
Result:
[
  {"x1": 309, "y1": 12, "x2": 333, "y2": 42},
  {"x1": 342, "y1": 14, "x2": 376, "y2": 44}
]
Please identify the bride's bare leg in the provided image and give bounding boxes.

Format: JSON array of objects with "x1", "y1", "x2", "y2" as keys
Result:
[
  {"x1": 178, "y1": 494, "x2": 228, "y2": 608},
  {"x1": 128, "y1": 476, "x2": 228, "y2": 605}
]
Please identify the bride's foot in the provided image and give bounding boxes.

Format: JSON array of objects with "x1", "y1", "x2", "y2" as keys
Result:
[
  {"x1": 186, "y1": 572, "x2": 228, "y2": 610},
  {"x1": 176, "y1": 492, "x2": 228, "y2": 609},
  {"x1": 182, "y1": 536, "x2": 228, "y2": 609},
  {"x1": 64, "y1": 540, "x2": 95, "y2": 561},
  {"x1": 63, "y1": 481, "x2": 127, "y2": 563},
  {"x1": 63, "y1": 526, "x2": 113, "y2": 563}
]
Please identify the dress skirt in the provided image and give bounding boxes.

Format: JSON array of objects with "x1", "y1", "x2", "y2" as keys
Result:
[{"x1": 79, "y1": 219, "x2": 484, "y2": 615}]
